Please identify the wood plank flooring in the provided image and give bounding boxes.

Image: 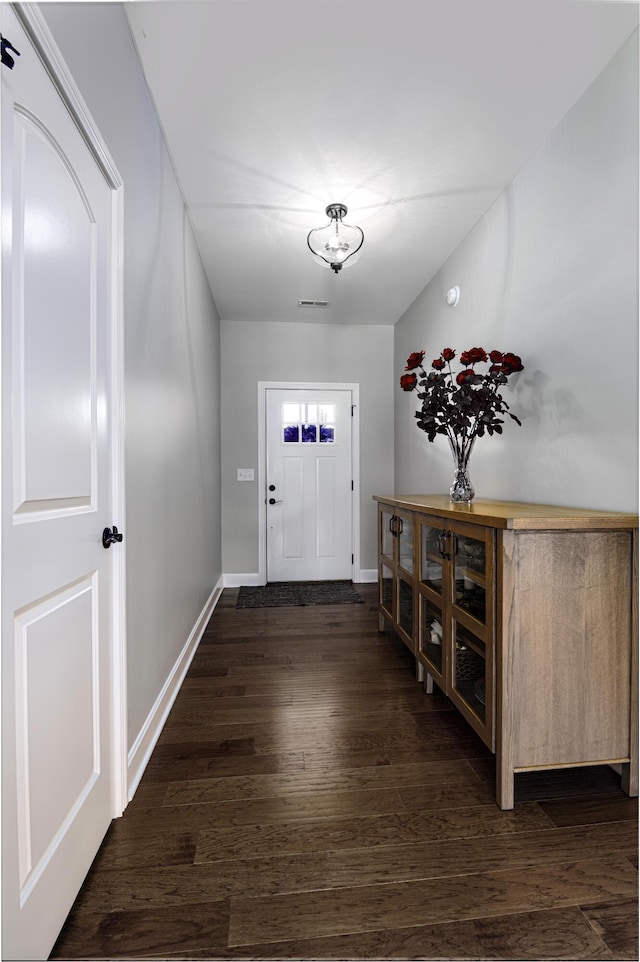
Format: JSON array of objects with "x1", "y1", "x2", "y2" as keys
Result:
[{"x1": 51, "y1": 585, "x2": 638, "y2": 961}]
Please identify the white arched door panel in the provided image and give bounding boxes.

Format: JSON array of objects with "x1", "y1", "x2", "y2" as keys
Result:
[{"x1": 1, "y1": 7, "x2": 123, "y2": 959}]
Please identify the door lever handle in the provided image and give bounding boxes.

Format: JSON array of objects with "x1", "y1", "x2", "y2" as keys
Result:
[
  {"x1": 102, "y1": 525, "x2": 123, "y2": 549},
  {"x1": 268, "y1": 498, "x2": 283, "y2": 505}
]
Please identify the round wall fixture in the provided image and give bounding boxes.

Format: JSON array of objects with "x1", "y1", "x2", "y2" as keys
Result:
[{"x1": 446, "y1": 286, "x2": 460, "y2": 307}]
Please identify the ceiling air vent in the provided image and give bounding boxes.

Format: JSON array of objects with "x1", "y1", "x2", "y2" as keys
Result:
[{"x1": 298, "y1": 300, "x2": 330, "y2": 308}]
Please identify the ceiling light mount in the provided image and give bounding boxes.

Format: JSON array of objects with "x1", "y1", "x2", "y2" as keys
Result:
[
  {"x1": 307, "y1": 203, "x2": 364, "y2": 274},
  {"x1": 326, "y1": 202, "x2": 347, "y2": 220}
]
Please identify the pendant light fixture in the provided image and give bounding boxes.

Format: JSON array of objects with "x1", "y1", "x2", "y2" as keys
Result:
[{"x1": 307, "y1": 203, "x2": 364, "y2": 273}]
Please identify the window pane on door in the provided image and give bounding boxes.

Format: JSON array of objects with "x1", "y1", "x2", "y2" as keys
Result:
[
  {"x1": 318, "y1": 404, "x2": 335, "y2": 423},
  {"x1": 281, "y1": 402, "x2": 337, "y2": 444}
]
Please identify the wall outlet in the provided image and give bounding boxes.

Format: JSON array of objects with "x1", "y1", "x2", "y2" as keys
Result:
[{"x1": 236, "y1": 468, "x2": 254, "y2": 482}]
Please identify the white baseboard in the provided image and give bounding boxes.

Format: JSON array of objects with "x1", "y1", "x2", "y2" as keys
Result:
[
  {"x1": 355, "y1": 568, "x2": 378, "y2": 583},
  {"x1": 127, "y1": 576, "x2": 224, "y2": 800},
  {"x1": 223, "y1": 572, "x2": 262, "y2": 587}
]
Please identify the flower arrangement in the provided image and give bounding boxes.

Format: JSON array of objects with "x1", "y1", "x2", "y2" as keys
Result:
[{"x1": 400, "y1": 346, "x2": 524, "y2": 501}]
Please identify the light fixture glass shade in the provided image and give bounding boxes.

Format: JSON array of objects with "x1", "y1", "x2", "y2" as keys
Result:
[{"x1": 307, "y1": 203, "x2": 364, "y2": 273}]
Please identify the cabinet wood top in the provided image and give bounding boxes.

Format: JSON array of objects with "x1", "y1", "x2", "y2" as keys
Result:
[{"x1": 373, "y1": 494, "x2": 638, "y2": 530}]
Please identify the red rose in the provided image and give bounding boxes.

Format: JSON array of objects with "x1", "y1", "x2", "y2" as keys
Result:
[
  {"x1": 432, "y1": 358, "x2": 446, "y2": 370},
  {"x1": 489, "y1": 350, "x2": 503, "y2": 363},
  {"x1": 501, "y1": 352, "x2": 524, "y2": 373},
  {"x1": 460, "y1": 347, "x2": 488, "y2": 365},
  {"x1": 405, "y1": 351, "x2": 425, "y2": 371},
  {"x1": 442, "y1": 348, "x2": 456, "y2": 361},
  {"x1": 456, "y1": 369, "x2": 474, "y2": 385},
  {"x1": 400, "y1": 373, "x2": 417, "y2": 391}
]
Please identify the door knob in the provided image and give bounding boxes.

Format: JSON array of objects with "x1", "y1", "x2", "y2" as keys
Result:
[
  {"x1": 102, "y1": 525, "x2": 123, "y2": 549},
  {"x1": 268, "y1": 498, "x2": 283, "y2": 505}
]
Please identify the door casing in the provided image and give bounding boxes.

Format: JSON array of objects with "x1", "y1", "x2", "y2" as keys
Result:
[{"x1": 258, "y1": 381, "x2": 360, "y2": 586}]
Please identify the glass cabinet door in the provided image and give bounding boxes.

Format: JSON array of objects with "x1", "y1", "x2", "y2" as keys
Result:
[
  {"x1": 398, "y1": 577, "x2": 413, "y2": 640},
  {"x1": 377, "y1": 505, "x2": 415, "y2": 656},
  {"x1": 420, "y1": 523, "x2": 445, "y2": 596},
  {"x1": 452, "y1": 621, "x2": 486, "y2": 726},
  {"x1": 398, "y1": 514, "x2": 414, "y2": 574},
  {"x1": 380, "y1": 509, "x2": 394, "y2": 559},
  {"x1": 453, "y1": 531, "x2": 486, "y2": 625},
  {"x1": 380, "y1": 561, "x2": 393, "y2": 619},
  {"x1": 420, "y1": 593, "x2": 444, "y2": 680}
]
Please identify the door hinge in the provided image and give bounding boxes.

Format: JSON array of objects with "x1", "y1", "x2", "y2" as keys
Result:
[
  {"x1": 351, "y1": 480, "x2": 354, "y2": 491},
  {"x1": 351, "y1": 405, "x2": 355, "y2": 416},
  {"x1": 352, "y1": 554, "x2": 354, "y2": 564},
  {"x1": 1, "y1": 36, "x2": 20, "y2": 70}
]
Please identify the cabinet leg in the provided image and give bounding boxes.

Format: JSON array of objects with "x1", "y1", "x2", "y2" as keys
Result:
[
  {"x1": 496, "y1": 767, "x2": 515, "y2": 810},
  {"x1": 624, "y1": 536, "x2": 638, "y2": 797},
  {"x1": 621, "y1": 760, "x2": 638, "y2": 798},
  {"x1": 378, "y1": 613, "x2": 385, "y2": 632},
  {"x1": 424, "y1": 672, "x2": 434, "y2": 695},
  {"x1": 496, "y1": 740, "x2": 515, "y2": 810},
  {"x1": 416, "y1": 660, "x2": 424, "y2": 683}
]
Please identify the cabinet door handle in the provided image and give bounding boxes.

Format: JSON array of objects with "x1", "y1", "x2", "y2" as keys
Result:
[
  {"x1": 438, "y1": 531, "x2": 451, "y2": 560},
  {"x1": 389, "y1": 516, "x2": 396, "y2": 536},
  {"x1": 397, "y1": 518, "x2": 403, "y2": 536}
]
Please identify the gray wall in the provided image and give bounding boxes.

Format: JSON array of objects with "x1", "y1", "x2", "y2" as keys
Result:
[
  {"x1": 221, "y1": 320, "x2": 394, "y2": 576},
  {"x1": 41, "y1": 3, "x2": 223, "y2": 749},
  {"x1": 394, "y1": 32, "x2": 638, "y2": 512}
]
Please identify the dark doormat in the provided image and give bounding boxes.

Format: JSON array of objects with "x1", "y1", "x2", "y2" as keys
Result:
[{"x1": 236, "y1": 581, "x2": 365, "y2": 609}]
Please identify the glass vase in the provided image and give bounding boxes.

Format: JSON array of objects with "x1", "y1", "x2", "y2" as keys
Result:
[{"x1": 448, "y1": 436, "x2": 476, "y2": 503}]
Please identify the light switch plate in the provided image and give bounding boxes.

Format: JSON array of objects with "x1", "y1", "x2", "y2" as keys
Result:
[{"x1": 237, "y1": 468, "x2": 254, "y2": 482}]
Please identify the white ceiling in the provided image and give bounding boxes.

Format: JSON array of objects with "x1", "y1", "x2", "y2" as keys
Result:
[{"x1": 125, "y1": 0, "x2": 638, "y2": 326}]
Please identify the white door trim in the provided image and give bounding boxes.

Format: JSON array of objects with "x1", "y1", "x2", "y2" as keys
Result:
[
  {"x1": 11, "y1": 2, "x2": 128, "y2": 815},
  {"x1": 257, "y1": 381, "x2": 360, "y2": 587}
]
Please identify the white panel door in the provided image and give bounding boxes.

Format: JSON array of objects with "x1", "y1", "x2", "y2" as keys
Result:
[
  {"x1": 266, "y1": 389, "x2": 352, "y2": 581},
  {"x1": 1, "y1": 9, "x2": 119, "y2": 960}
]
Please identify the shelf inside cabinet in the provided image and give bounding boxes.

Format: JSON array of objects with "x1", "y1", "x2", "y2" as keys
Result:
[
  {"x1": 455, "y1": 565, "x2": 486, "y2": 588},
  {"x1": 454, "y1": 599, "x2": 485, "y2": 625},
  {"x1": 422, "y1": 578, "x2": 444, "y2": 594},
  {"x1": 456, "y1": 633, "x2": 485, "y2": 660},
  {"x1": 424, "y1": 550, "x2": 443, "y2": 565},
  {"x1": 454, "y1": 582, "x2": 486, "y2": 623},
  {"x1": 420, "y1": 638, "x2": 443, "y2": 671}
]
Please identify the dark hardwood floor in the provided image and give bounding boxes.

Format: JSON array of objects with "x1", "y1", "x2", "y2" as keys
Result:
[{"x1": 51, "y1": 585, "x2": 638, "y2": 961}]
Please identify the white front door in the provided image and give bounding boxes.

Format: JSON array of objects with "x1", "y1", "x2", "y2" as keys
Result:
[
  {"x1": 1, "y1": 8, "x2": 121, "y2": 959},
  {"x1": 266, "y1": 388, "x2": 353, "y2": 582}
]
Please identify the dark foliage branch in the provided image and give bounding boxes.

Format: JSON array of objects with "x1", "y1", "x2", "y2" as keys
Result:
[{"x1": 400, "y1": 347, "x2": 524, "y2": 453}]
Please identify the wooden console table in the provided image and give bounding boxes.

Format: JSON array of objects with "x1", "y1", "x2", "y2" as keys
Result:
[{"x1": 374, "y1": 494, "x2": 638, "y2": 809}]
